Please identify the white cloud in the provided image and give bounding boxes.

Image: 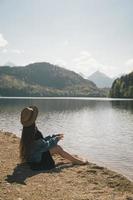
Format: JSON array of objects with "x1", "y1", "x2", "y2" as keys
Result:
[
  {"x1": 70, "y1": 51, "x2": 102, "y2": 75},
  {"x1": 0, "y1": 33, "x2": 8, "y2": 48},
  {"x1": 1, "y1": 48, "x2": 24, "y2": 54},
  {"x1": 125, "y1": 59, "x2": 133, "y2": 66},
  {"x1": 80, "y1": 51, "x2": 92, "y2": 57},
  {"x1": 70, "y1": 52, "x2": 133, "y2": 77},
  {"x1": 11, "y1": 49, "x2": 21, "y2": 54},
  {"x1": 49, "y1": 51, "x2": 133, "y2": 77},
  {"x1": 124, "y1": 59, "x2": 133, "y2": 74},
  {"x1": 72, "y1": 51, "x2": 91, "y2": 63},
  {"x1": 2, "y1": 48, "x2": 8, "y2": 53},
  {"x1": 68, "y1": 51, "x2": 118, "y2": 77},
  {"x1": 51, "y1": 51, "x2": 117, "y2": 77},
  {"x1": 54, "y1": 59, "x2": 67, "y2": 67},
  {"x1": 63, "y1": 40, "x2": 69, "y2": 46}
]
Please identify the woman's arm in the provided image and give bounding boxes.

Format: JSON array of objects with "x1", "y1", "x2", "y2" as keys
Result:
[
  {"x1": 44, "y1": 133, "x2": 64, "y2": 141},
  {"x1": 35, "y1": 135, "x2": 63, "y2": 153}
]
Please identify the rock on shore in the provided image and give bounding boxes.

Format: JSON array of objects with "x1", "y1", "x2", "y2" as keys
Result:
[{"x1": 0, "y1": 131, "x2": 133, "y2": 200}]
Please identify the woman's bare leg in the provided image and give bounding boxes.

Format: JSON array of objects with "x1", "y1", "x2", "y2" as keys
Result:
[{"x1": 50, "y1": 145, "x2": 88, "y2": 165}]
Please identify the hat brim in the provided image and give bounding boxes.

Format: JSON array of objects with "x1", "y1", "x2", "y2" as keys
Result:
[{"x1": 21, "y1": 106, "x2": 38, "y2": 127}]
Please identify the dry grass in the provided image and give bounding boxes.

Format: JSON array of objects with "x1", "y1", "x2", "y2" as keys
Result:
[{"x1": 0, "y1": 131, "x2": 133, "y2": 200}]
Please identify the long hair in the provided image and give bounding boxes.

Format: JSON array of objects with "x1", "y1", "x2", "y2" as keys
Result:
[{"x1": 19, "y1": 123, "x2": 43, "y2": 163}]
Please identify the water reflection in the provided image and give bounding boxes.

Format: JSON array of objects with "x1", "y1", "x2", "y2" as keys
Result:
[
  {"x1": 0, "y1": 98, "x2": 132, "y2": 113},
  {"x1": 0, "y1": 98, "x2": 98, "y2": 113},
  {"x1": 111, "y1": 100, "x2": 133, "y2": 113}
]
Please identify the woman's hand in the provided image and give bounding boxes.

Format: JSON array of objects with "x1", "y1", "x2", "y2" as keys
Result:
[{"x1": 56, "y1": 133, "x2": 64, "y2": 141}]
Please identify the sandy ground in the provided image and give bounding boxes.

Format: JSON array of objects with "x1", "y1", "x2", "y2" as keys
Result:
[{"x1": 0, "y1": 131, "x2": 133, "y2": 200}]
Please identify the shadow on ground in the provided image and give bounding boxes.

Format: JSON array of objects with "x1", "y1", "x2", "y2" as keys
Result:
[{"x1": 5, "y1": 162, "x2": 74, "y2": 185}]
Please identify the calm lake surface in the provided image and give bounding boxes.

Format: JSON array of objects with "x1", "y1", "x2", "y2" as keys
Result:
[{"x1": 0, "y1": 97, "x2": 133, "y2": 181}]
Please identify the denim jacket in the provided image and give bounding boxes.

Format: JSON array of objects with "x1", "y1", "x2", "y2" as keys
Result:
[{"x1": 28, "y1": 135, "x2": 59, "y2": 163}]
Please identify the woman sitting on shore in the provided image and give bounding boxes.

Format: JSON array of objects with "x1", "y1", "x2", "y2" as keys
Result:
[{"x1": 19, "y1": 106, "x2": 88, "y2": 170}]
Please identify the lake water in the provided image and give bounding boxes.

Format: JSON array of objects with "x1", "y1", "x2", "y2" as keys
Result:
[{"x1": 0, "y1": 97, "x2": 133, "y2": 181}]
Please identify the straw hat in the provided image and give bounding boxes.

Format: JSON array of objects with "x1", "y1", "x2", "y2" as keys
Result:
[{"x1": 20, "y1": 106, "x2": 38, "y2": 127}]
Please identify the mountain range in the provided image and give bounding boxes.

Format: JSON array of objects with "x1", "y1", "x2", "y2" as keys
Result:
[{"x1": 0, "y1": 62, "x2": 108, "y2": 97}]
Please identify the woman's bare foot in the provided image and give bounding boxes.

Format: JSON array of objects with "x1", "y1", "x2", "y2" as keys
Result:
[
  {"x1": 72, "y1": 155, "x2": 88, "y2": 165},
  {"x1": 72, "y1": 159, "x2": 88, "y2": 165}
]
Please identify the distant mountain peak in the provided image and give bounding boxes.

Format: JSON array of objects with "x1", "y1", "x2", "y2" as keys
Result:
[
  {"x1": 94, "y1": 70, "x2": 101, "y2": 73},
  {"x1": 88, "y1": 71, "x2": 114, "y2": 88},
  {"x1": 92, "y1": 70, "x2": 111, "y2": 78}
]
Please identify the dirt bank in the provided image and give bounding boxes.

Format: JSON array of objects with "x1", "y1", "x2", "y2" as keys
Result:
[{"x1": 0, "y1": 131, "x2": 133, "y2": 200}]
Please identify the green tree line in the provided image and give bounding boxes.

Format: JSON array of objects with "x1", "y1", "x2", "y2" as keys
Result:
[{"x1": 110, "y1": 72, "x2": 133, "y2": 98}]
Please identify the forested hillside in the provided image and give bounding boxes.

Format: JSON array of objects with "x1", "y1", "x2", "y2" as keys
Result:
[
  {"x1": 0, "y1": 62, "x2": 107, "y2": 97},
  {"x1": 110, "y1": 72, "x2": 133, "y2": 98}
]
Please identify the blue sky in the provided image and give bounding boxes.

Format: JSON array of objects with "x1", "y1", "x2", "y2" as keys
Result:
[{"x1": 0, "y1": 0, "x2": 133, "y2": 77}]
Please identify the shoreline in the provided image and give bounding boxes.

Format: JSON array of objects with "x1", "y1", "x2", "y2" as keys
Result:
[
  {"x1": 0, "y1": 131, "x2": 133, "y2": 200},
  {"x1": 86, "y1": 158, "x2": 133, "y2": 183},
  {"x1": 0, "y1": 96, "x2": 133, "y2": 101},
  {"x1": 1, "y1": 129, "x2": 133, "y2": 183}
]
